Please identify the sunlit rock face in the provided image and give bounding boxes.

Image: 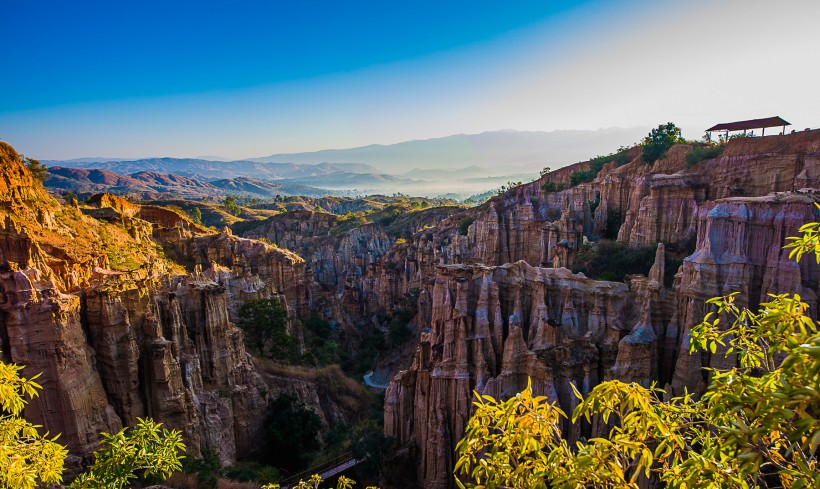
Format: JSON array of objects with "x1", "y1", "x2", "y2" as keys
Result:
[{"x1": 0, "y1": 142, "x2": 320, "y2": 467}]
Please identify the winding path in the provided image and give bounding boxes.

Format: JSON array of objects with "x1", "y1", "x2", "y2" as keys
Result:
[{"x1": 363, "y1": 370, "x2": 389, "y2": 390}]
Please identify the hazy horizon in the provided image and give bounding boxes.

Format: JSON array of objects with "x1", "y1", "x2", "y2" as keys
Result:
[
  {"x1": 3, "y1": 0, "x2": 819, "y2": 160},
  {"x1": 42, "y1": 126, "x2": 649, "y2": 165}
]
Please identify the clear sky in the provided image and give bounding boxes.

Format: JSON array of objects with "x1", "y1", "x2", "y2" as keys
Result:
[{"x1": 2, "y1": 0, "x2": 819, "y2": 160}]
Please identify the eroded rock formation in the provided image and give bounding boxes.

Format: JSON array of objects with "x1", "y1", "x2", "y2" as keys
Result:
[
  {"x1": 381, "y1": 131, "x2": 820, "y2": 488},
  {"x1": 0, "y1": 142, "x2": 316, "y2": 468},
  {"x1": 2, "y1": 127, "x2": 819, "y2": 488}
]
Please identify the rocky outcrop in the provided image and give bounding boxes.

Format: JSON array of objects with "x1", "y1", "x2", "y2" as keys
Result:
[
  {"x1": 243, "y1": 207, "x2": 460, "y2": 295},
  {"x1": 0, "y1": 263, "x2": 272, "y2": 467},
  {"x1": 3, "y1": 127, "x2": 820, "y2": 488},
  {"x1": 614, "y1": 132, "x2": 820, "y2": 249},
  {"x1": 0, "y1": 268, "x2": 122, "y2": 462}
]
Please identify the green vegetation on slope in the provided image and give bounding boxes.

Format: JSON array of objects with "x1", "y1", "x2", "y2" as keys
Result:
[
  {"x1": 569, "y1": 148, "x2": 632, "y2": 187},
  {"x1": 642, "y1": 122, "x2": 685, "y2": 163},
  {"x1": 0, "y1": 356, "x2": 184, "y2": 489},
  {"x1": 572, "y1": 240, "x2": 680, "y2": 287},
  {"x1": 685, "y1": 143, "x2": 725, "y2": 166}
]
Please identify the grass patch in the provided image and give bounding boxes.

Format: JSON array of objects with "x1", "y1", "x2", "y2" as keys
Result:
[
  {"x1": 685, "y1": 144, "x2": 725, "y2": 166},
  {"x1": 569, "y1": 148, "x2": 633, "y2": 187}
]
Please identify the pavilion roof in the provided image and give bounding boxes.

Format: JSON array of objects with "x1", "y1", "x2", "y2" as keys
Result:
[{"x1": 707, "y1": 116, "x2": 790, "y2": 132}]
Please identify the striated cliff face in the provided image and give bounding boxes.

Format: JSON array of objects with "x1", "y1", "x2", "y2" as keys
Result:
[
  {"x1": 0, "y1": 143, "x2": 317, "y2": 469},
  {"x1": 361, "y1": 133, "x2": 820, "y2": 315},
  {"x1": 670, "y1": 194, "x2": 820, "y2": 394},
  {"x1": 243, "y1": 207, "x2": 461, "y2": 294},
  {"x1": 381, "y1": 131, "x2": 820, "y2": 488},
  {"x1": 383, "y1": 259, "x2": 678, "y2": 488}
]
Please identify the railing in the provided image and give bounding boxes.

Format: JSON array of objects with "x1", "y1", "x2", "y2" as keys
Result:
[{"x1": 278, "y1": 451, "x2": 361, "y2": 488}]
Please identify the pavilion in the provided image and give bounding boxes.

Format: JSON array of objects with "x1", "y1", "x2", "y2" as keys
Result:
[{"x1": 706, "y1": 116, "x2": 790, "y2": 139}]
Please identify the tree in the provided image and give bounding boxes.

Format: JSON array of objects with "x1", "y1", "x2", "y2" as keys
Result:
[
  {"x1": 236, "y1": 298, "x2": 295, "y2": 361},
  {"x1": 223, "y1": 196, "x2": 241, "y2": 216},
  {"x1": 0, "y1": 357, "x2": 184, "y2": 489},
  {"x1": 455, "y1": 210, "x2": 820, "y2": 488},
  {"x1": 262, "y1": 394, "x2": 322, "y2": 472},
  {"x1": 263, "y1": 474, "x2": 379, "y2": 489},
  {"x1": 189, "y1": 207, "x2": 202, "y2": 224},
  {"x1": 24, "y1": 157, "x2": 48, "y2": 181},
  {"x1": 351, "y1": 427, "x2": 392, "y2": 482},
  {"x1": 641, "y1": 122, "x2": 684, "y2": 162},
  {"x1": 62, "y1": 191, "x2": 79, "y2": 206}
]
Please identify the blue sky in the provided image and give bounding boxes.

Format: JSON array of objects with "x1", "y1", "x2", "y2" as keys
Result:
[{"x1": 2, "y1": 0, "x2": 819, "y2": 159}]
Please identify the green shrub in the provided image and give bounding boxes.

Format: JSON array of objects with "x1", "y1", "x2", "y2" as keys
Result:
[
  {"x1": 685, "y1": 144, "x2": 724, "y2": 166},
  {"x1": 24, "y1": 157, "x2": 48, "y2": 181},
  {"x1": 458, "y1": 216, "x2": 476, "y2": 236},
  {"x1": 642, "y1": 122, "x2": 685, "y2": 163},
  {"x1": 183, "y1": 449, "x2": 220, "y2": 489},
  {"x1": 262, "y1": 395, "x2": 322, "y2": 472},
  {"x1": 567, "y1": 148, "x2": 632, "y2": 187},
  {"x1": 572, "y1": 241, "x2": 656, "y2": 282},
  {"x1": 541, "y1": 181, "x2": 567, "y2": 193},
  {"x1": 301, "y1": 316, "x2": 338, "y2": 367},
  {"x1": 570, "y1": 169, "x2": 596, "y2": 186},
  {"x1": 223, "y1": 196, "x2": 241, "y2": 216},
  {"x1": 188, "y1": 207, "x2": 202, "y2": 224},
  {"x1": 603, "y1": 209, "x2": 623, "y2": 240},
  {"x1": 236, "y1": 298, "x2": 295, "y2": 361},
  {"x1": 587, "y1": 195, "x2": 600, "y2": 214},
  {"x1": 340, "y1": 329, "x2": 386, "y2": 377}
]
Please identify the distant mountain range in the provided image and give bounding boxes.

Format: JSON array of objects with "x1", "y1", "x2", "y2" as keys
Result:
[
  {"x1": 44, "y1": 128, "x2": 647, "y2": 197},
  {"x1": 250, "y1": 127, "x2": 649, "y2": 172},
  {"x1": 46, "y1": 167, "x2": 335, "y2": 200},
  {"x1": 43, "y1": 158, "x2": 382, "y2": 181}
]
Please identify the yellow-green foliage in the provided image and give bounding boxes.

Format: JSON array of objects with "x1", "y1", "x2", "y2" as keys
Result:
[
  {"x1": 0, "y1": 356, "x2": 185, "y2": 489},
  {"x1": 456, "y1": 213, "x2": 820, "y2": 488},
  {"x1": 69, "y1": 418, "x2": 185, "y2": 489},
  {"x1": 263, "y1": 474, "x2": 379, "y2": 489},
  {"x1": 455, "y1": 379, "x2": 566, "y2": 489},
  {"x1": 0, "y1": 360, "x2": 67, "y2": 489},
  {"x1": 785, "y1": 203, "x2": 820, "y2": 262}
]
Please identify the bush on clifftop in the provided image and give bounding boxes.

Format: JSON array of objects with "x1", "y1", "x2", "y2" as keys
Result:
[{"x1": 642, "y1": 122, "x2": 685, "y2": 163}]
